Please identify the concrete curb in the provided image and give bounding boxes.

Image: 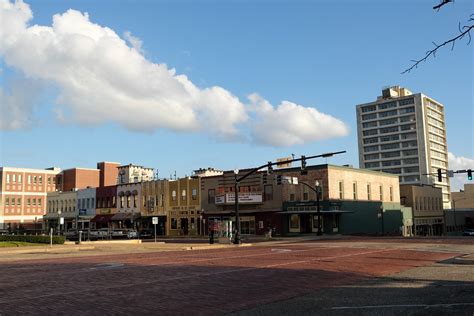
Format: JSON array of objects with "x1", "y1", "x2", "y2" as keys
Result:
[{"x1": 0, "y1": 245, "x2": 96, "y2": 254}]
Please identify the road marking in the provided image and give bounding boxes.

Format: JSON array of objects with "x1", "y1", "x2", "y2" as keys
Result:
[
  {"x1": 89, "y1": 262, "x2": 124, "y2": 270},
  {"x1": 271, "y1": 248, "x2": 292, "y2": 253},
  {"x1": 329, "y1": 302, "x2": 474, "y2": 310}
]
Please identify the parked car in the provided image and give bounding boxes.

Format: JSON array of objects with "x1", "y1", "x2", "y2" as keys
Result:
[
  {"x1": 139, "y1": 229, "x2": 153, "y2": 239},
  {"x1": 463, "y1": 229, "x2": 474, "y2": 236},
  {"x1": 111, "y1": 229, "x2": 127, "y2": 239},
  {"x1": 127, "y1": 230, "x2": 138, "y2": 239}
]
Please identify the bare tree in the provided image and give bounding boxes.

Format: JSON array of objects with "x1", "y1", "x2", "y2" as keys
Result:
[{"x1": 402, "y1": 1, "x2": 473, "y2": 74}]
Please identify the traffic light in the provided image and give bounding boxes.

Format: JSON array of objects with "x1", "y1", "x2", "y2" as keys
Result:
[
  {"x1": 468, "y1": 169, "x2": 473, "y2": 181},
  {"x1": 276, "y1": 175, "x2": 282, "y2": 185},
  {"x1": 267, "y1": 161, "x2": 273, "y2": 174},
  {"x1": 262, "y1": 173, "x2": 267, "y2": 185},
  {"x1": 301, "y1": 155, "x2": 307, "y2": 175},
  {"x1": 437, "y1": 169, "x2": 442, "y2": 182}
]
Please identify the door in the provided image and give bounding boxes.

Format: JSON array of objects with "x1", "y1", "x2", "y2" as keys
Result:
[{"x1": 180, "y1": 218, "x2": 189, "y2": 235}]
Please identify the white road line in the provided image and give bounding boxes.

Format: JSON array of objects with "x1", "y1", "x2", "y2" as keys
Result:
[{"x1": 329, "y1": 302, "x2": 474, "y2": 310}]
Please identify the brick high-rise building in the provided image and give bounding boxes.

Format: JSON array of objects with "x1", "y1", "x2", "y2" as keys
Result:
[{"x1": 356, "y1": 86, "x2": 451, "y2": 208}]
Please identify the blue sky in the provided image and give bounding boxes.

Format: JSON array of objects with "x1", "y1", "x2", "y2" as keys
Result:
[{"x1": 0, "y1": 0, "x2": 472, "y2": 188}]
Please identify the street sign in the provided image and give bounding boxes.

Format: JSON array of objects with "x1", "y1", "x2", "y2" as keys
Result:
[
  {"x1": 152, "y1": 217, "x2": 158, "y2": 225},
  {"x1": 60, "y1": 217, "x2": 64, "y2": 225}
]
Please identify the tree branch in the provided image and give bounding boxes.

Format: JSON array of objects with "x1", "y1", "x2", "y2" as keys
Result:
[
  {"x1": 402, "y1": 16, "x2": 473, "y2": 74},
  {"x1": 433, "y1": 0, "x2": 454, "y2": 11}
]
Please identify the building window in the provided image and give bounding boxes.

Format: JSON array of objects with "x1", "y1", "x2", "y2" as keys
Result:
[
  {"x1": 161, "y1": 194, "x2": 164, "y2": 207},
  {"x1": 379, "y1": 186, "x2": 383, "y2": 201},
  {"x1": 367, "y1": 184, "x2": 371, "y2": 200},
  {"x1": 120, "y1": 196, "x2": 124, "y2": 208},
  {"x1": 303, "y1": 186, "x2": 309, "y2": 201},
  {"x1": 192, "y1": 189, "x2": 197, "y2": 200},
  {"x1": 353, "y1": 182, "x2": 357, "y2": 200},
  {"x1": 389, "y1": 186, "x2": 393, "y2": 202},
  {"x1": 37, "y1": 198, "x2": 41, "y2": 206},
  {"x1": 18, "y1": 174, "x2": 22, "y2": 183},
  {"x1": 5, "y1": 197, "x2": 9, "y2": 206},
  {"x1": 12, "y1": 174, "x2": 16, "y2": 183},
  {"x1": 33, "y1": 176, "x2": 37, "y2": 184},
  {"x1": 172, "y1": 190, "x2": 177, "y2": 201},
  {"x1": 27, "y1": 198, "x2": 31, "y2": 206},
  {"x1": 39, "y1": 176, "x2": 43, "y2": 184},
  {"x1": 28, "y1": 175, "x2": 31, "y2": 184},
  {"x1": 48, "y1": 176, "x2": 51, "y2": 185},
  {"x1": 181, "y1": 190, "x2": 186, "y2": 201},
  {"x1": 264, "y1": 185, "x2": 273, "y2": 201},
  {"x1": 17, "y1": 198, "x2": 21, "y2": 206},
  {"x1": 32, "y1": 198, "x2": 36, "y2": 206},
  {"x1": 133, "y1": 195, "x2": 137, "y2": 208},
  {"x1": 91, "y1": 198, "x2": 94, "y2": 208},
  {"x1": 127, "y1": 196, "x2": 130, "y2": 208},
  {"x1": 338, "y1": 181, "x2": 344, "y2": 200},
  {"x1": 6, "y1": 174, "x2": 10, "y2": 184},
  {"x1": 208, "y1": 189, "x2": 215, "y2": 204}
]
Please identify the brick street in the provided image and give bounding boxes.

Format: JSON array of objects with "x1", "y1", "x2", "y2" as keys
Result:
[{"x1": 0, "y1": 238, "x2": 473, "y2": 315}]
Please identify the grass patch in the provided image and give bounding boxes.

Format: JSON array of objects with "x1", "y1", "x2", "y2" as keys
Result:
[{"x1": 0, "y1": 241, "x2": 45, "y2": 248}]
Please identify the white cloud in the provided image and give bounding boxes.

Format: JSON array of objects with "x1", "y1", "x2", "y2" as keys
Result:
[
  {"x1": 248, "y1": 93, "x2": 350, "y2": 146},
  {"x1": 0, "y1": 77, "x2": 42, "y2": 130},
  {"x1": 448, "y1": 152, "x2": 474, "y2": 192},
  {"x1": 0, "y1": 0, "x2": 349, "y2": 147},
  {"x1": 123, "y1": 31, "x2": 143, "y2": 54}
]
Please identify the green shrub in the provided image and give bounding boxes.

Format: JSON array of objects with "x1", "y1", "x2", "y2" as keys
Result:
[{"x1": 0, "y1": 235, "x2": 65, "y2": 244}]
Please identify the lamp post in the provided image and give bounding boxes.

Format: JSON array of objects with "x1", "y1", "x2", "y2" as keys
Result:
[
  {"x1": 298, "y1": 181, "x2": 323, "y2": 236},
  {"x1": 315, "y1": 181, "x2": 322, "y2": 236},
  {"x1": 34, "y1": 216, "x2": 37, "y2": 236},
  {"x1": 57, "y1": 210, "x2": 62, "y2": 236},
  {"x1": 234, "y1": 169, "x2": 241, "y2": 245}
]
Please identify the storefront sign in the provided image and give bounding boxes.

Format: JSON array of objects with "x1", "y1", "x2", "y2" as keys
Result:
[{"x1": 215, "y1": 192, "x2": 263, "y2": 205}]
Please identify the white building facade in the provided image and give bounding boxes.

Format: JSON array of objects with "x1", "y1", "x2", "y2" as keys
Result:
[{"x1": 356, "y1": 86, "x2": 451, "y2": 208}]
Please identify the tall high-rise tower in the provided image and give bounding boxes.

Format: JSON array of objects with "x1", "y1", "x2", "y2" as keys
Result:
[{"x1": 356, "y1": 86, "x2": 450, "y2": 208}]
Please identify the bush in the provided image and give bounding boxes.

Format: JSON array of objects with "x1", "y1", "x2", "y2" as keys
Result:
[{"x1": 0, "y1": 235, "x2": 65, "y2": 244}]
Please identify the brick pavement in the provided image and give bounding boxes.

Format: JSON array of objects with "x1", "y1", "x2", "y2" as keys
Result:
[{"x1": 0, "y1": 242, "x2": 459, "y2": 315}]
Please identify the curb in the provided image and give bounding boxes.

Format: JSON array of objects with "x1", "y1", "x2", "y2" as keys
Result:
[{"x1": 0, "y1": 245, "x2": 96, "y2": 254}]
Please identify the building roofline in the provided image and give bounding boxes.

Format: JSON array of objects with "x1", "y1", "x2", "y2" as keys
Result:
[
  {"x1": 117, "y1": 164, "x2": 154, "y2": 170},
  {"x1": 0, "y1": 166, "x2": 62, "y2": 173},
  {"x1": 62, "y1": 167, "x2": 100, "y2": 172}
]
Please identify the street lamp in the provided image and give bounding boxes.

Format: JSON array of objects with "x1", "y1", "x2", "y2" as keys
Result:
[
  {"x1": 57, "y1": 209, "x2": 62, "y2": 236},
  {"x1": 234, "y1": 169, "x2": 241, "y2": 245},
  {"x1": 299, "y1": 180, "x2": 323, "y2": 236},
  {"x1": 315, "y1": 181, "x2": 322, "y2": 236}
]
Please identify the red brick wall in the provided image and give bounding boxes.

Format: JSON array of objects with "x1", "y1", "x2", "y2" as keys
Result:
[
  {"x1": 62, "y1": 169, "x2": 99, "y2": 191},
  {"x1": 97, "y1": 162, "x2": 119, "y2": 187}
]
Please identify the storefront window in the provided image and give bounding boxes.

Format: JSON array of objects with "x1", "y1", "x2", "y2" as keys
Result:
[{"x1": 290, "y1": 214, "x2": 299, "y2": 229}]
